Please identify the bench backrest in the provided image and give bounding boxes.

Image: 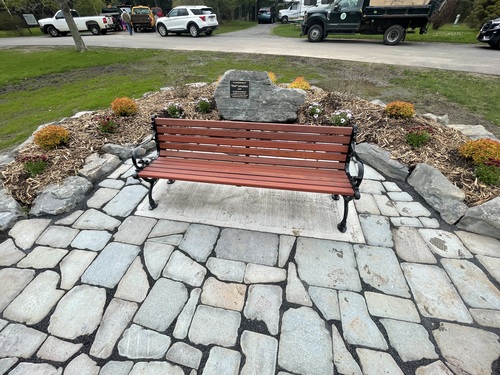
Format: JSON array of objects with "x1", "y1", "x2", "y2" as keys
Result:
[{"x1": 153, "y1": 117, "x2": 356, "y2": 171}]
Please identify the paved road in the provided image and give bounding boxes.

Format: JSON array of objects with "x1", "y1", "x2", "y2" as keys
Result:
[{"x1": 1, "y1": 23, "x2": 498, "y2": 76}]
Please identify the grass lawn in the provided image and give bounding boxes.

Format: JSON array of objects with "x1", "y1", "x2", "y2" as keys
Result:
[{"x1": 0, "y1": 46, "x2": 498, "y2": 151}]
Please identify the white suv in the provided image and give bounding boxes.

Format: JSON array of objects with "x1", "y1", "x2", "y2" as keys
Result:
[{"x1": 156, "y1": 6, "x2": 218, "y2": 37}]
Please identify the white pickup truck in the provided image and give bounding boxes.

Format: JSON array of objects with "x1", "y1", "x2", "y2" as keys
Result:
[{"x1": 38, "y1": 10, "x2": 114, "y2": 37}]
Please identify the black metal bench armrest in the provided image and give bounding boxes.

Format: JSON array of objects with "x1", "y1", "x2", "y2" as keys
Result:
[
  {"x1": 346, "y1": 128, "x2": 364, "y2": 199},
  {"x1": 131, "y1": 135, "x2": 156, "y2": 174}
]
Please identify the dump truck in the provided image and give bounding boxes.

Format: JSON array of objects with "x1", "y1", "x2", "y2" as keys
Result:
[{"x1": 301, "y1": 0, "x2": 446, "y2": 45}]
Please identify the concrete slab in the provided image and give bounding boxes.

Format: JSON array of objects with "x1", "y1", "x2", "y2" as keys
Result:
[{"x1": 135, "y1": 181, "x2": 364, "y2": 243}]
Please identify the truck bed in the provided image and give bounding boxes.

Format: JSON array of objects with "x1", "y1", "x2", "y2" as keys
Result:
[{"x1": 364, "y1": 5, "x2": 432, "y2": 16}]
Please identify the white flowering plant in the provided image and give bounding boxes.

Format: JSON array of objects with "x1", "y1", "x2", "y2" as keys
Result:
[
  {"x1": 329, "y1": 109, "x2": 353, "y2": 127},
  {"x1": 308, "y1": 102, "x2": 323, "y2": 119},
  {"x1": 166, "y1": 102, "x2": 184, "y2": 118}
]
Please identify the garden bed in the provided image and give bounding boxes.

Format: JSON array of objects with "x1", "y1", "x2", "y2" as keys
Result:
[{"x1": 1, "y1": 83, "x2": 498, "y2": 208}]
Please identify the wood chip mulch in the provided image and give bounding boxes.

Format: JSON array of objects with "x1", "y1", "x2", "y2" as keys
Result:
[{"x1": 1, "y1": 84, "x2": 498, "y2": 208}]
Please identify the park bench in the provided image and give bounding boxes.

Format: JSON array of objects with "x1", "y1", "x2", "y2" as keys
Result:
[{"x1": 132, "y1": 117, "x2": 364, "y2": 233}]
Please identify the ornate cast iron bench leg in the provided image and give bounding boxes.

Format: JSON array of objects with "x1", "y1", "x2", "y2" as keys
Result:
[
  {"x1": 144, "y1": 178, "x2": 158, "y2": 210},
  {"x1": 336, "y1": 195, "x2": 353, "y2": 233}
]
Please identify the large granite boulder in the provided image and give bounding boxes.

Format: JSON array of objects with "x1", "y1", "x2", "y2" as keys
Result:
[
  {"x1": 457, "y1": 197, "x2": 500, "y2": 240},
  {"x1": 215, "y1": 70, "x2": 306, "y2": 123},
  {"x1": 356, "y1": 143, "x2": 409, "y2": 181},
  {"x1": 0, "y1": 188, "x2": 27, "y2": 231},
  {"x1": 30, "y1": 176, "x2": 93, "y2": 217},
  {"x1": 407, "y1": 163, "x2": 468, "y2": 225}
]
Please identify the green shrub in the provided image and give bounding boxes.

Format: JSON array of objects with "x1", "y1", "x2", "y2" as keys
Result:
[
  {"x1": 406, "y1": 126, "x2": 432, "y2": 148},
  {"x1": 95, "y1": 115, "x2": 119, "y2": 133},
  {"x1": 384, "y1": 101, "x2": 416, "y2": 119},
  {"x1": 18, "y1": 154, "x2": 49, "y2": 177},
  {"x1": 111, "y1": 97, "x2": 138, "y2": 117},
  {"x1": 33, "y1": 125, "x2": 70, "y2": 150},
  {"x1": 196, "y1": 98, "x2": 212, "y2": 114},
  {"x1": 475, "y1": 162, "x2": 500, "y2": 186},
  {"x1": 166, "y1": 102, "x2": 183, "y2": 118}
]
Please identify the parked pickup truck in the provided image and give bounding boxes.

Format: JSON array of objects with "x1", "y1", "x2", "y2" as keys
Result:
[
  {"x1": 131, "y1": 5, "x2": 156, "y2": 32},
  {"x1": 39, "y1": 9, "x2": 114, "y2": 37},
  {"x1": 301, "y1": 0, "x2": 445, "y2": 45}
]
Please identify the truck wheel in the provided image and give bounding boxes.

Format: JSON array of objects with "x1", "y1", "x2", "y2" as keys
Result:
[
  {"x1": 47, "y1": 26, "x2": 60, "y2": 37},
  {"x1": 383, "y1": 25, "x2": 405, "y2": 45},
  {"x1": 307, "y1": 25, "x2": 324, "y2": 42},
  {"x1": 281, "y1": 16, "x2": 288, "y2": 24},
  {"x1": 157, "y1": 24, "x2": 168, "y2": 37},
  {"x1": 189, "y1": 24, "x2": 199, "y2": 37},
  {"x1": 134, "y1": 26, "x2": 138, "y2": 33},
  {"x1": 205, "y1": 30, "x2": 213, "y2": 36},
  {"x1": 100, "y1": 29, "x2": 107, "y2": 35},
  {"x1": 89, "y1": 25, "x2": 100, "y2": 35}
]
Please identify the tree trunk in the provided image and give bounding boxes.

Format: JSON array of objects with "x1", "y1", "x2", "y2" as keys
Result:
[{"x1": 57, "y1": 0, "x2": 88, "y2": 52}]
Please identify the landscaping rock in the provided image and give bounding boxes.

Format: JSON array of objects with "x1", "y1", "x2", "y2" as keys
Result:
[
  {"x1": 370, "y1": 99, "x2": 386, "y2": 107},
  {"x1": 407, "y1": 163, "x2": 468, "y2": 225},
  {"x1": 101, "y1": 144, "x2": 135, "y2": 160},
  {"x1": 422, "y1": 113, "x2": 449, "y2": 126},
  {"x1": 447, "y1": 124, "x2": 498, "y2": 141},
  {"x1": 0, "y1": 188, "x2": 26, "y2": 231},
  {"x1": 215, "y1": 70, "x2": 306, "y2": 123},
  {"x1": 30, "y1": 176, "x2": 93, "y2": 217},
  {"x1": 457, "y1": 197, "x2": 500, "y2": 240},
  {"x1": 356, "y1": 143, "x2": 409, "y2": 181},
  {"x1": 78, "y1": 153, "x2": 121, "y2": 183}
]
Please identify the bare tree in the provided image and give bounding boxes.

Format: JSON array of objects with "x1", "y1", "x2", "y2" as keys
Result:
[{"x1": 56, "y1": 0, "x2": 88, "y2": 52}]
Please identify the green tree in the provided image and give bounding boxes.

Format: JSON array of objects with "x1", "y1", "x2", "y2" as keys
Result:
[
  {"x1": 72, "y1": 0, "x2": 106, "y2": 16},
  {"x1": 466, "y1": 0, "x2": 500, "y2": 29}
]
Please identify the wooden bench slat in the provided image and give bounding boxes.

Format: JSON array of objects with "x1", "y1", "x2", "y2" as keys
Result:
[
  {"x1": 144, "y1": 159, "x2": 352, "y2": 186},
  {"x1": 157, "y1": 125, "x2": 352, "y2": 144},
  {"x1": 159, "y1": 151, "x2": 347, "y2": 170},
  {"x1": 158, "y1": 134, "x2": 350, "y2": 153},
  {"x1": 139, "y1": 169, "x2": 354, "y2": 195},
  {"x1": 158, "y1": 142, "x2": 347, "y2": 162},
  {"x1": 155, "y1": 118, "x2": 354, "y2": 136}
]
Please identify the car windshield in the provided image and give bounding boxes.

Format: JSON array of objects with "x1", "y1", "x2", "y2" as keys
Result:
[{"x1": 133, "y1": 8, "x2": 150, "y2": 15}]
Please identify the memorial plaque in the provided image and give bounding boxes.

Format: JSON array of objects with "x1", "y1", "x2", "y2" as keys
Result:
[{"x1": 230, "y1": 80, "x2": 249, "y2": 99}]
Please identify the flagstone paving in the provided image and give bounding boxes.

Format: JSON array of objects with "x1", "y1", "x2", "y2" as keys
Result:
[{"x1": 0, "y1": 162, "x2": 499, "y2": 375}]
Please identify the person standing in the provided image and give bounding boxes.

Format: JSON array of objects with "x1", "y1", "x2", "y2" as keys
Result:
[{"x1": 121, "y1": 11, "x2": 132, "y2": 35}]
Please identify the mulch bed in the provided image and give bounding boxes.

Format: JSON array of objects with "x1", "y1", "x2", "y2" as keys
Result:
[{"x1": 2, "y1": 83, "x2": 498, "y2": 208}]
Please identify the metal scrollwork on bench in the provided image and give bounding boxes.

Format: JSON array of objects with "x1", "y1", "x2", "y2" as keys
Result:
[
  {"x1": 334, "y1": 125, "x2": 365, "y2": 233},
  {"x1": 131, "y1": 115, "x2": 161, "y2": 209}
]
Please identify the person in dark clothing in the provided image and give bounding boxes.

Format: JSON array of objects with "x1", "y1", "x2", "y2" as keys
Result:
[{"x1": 121, "y1": 11, "x2": 133, "y2": 35}]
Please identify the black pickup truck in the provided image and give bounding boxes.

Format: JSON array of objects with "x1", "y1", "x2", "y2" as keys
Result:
[{"x1": 301, "y1": 0, "x2": 445, "y2": 45}]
